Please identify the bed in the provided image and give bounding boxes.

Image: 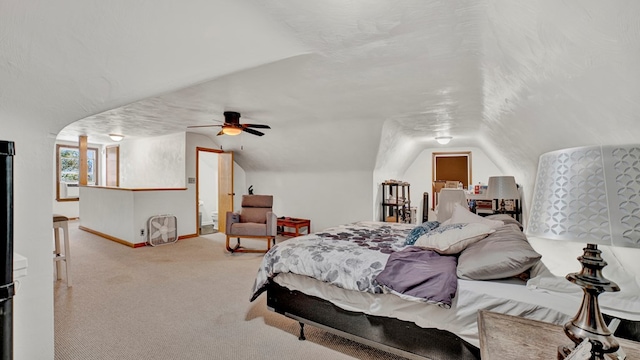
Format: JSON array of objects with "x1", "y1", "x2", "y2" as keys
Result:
[{"x1": 250, "y1": 211, "x2": 640, "y2": 359}]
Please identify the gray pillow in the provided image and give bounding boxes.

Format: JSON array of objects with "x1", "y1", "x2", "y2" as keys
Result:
[{"x1": 456, "y1": 224, "x2": 541, "y2": 280}]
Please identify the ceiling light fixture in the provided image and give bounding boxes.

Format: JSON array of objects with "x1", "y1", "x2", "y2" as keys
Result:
[
  {"x1": 435, "y1": 136, "x2": 452, "y2": 145},
  {"x1": 109, "y1": 134, "x2": 124, "y2": 142},
  {"x1": 222, "y1": 126, "x2": 242, "y2": 136}
]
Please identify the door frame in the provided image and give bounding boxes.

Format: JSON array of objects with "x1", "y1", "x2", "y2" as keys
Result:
[
  {"x1": 432, "y1": 151, "x2": 472, "y2": 208},
  {"x1": 195, "y1": 147, "x2": 228, "y2": 235}
]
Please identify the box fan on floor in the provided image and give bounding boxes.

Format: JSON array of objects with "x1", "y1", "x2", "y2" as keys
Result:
[{"x1": 147, "y1": 214, "x2": 178, "y2": 246}]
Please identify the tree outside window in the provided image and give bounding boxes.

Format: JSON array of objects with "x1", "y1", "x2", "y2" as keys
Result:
[{"x1": 56, "y1": 144, "x2": 98, "y2": 201}]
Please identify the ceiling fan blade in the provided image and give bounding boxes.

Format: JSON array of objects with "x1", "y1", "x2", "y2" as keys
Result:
[
  {"x1": 243, "y1": 124, "x2": 271, "y2": 129},
  {"x1": 242, "y1": 127, "x2": 265, "y2": 136},
  {"x1": 216, "y1": 130, "x2": 225, "y2": 136},
  {"x1": 187, "y1": 124, "x2": 222, "y2": 128}
]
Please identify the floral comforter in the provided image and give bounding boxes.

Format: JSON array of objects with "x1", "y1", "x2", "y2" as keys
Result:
[
  {"x1": 250, "y1": 221, "x2": 411, "y2": 301},
  {"x1": 250, "y1": 221, "x2": 459, "y2": 308}
]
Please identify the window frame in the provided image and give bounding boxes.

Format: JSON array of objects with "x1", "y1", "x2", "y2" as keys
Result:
[{"x1": 56, "y1": 144, "x2": 99, "y2": 201}]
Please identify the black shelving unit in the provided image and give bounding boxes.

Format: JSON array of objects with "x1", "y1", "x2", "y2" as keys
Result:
[
  {"x1": 491, "y1": 198, "x2": 521, "y2": 223},
  {"x1": 381, "y1": 181, "x2": 411, "y2": 223}
]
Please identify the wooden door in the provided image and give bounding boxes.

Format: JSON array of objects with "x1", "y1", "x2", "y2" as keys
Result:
[
  {"x1": 79, "y1": 135, "x2": 88, "y2": 185},
  {"x1": 217, "y1": 152, "x2": 234, "y2": 233},
  {"x1": 105, "y1": 145, "x2": 119, "y2": 186},
  {"x1": 432, "y1": 152, "x2": 471, "y2": 208}
]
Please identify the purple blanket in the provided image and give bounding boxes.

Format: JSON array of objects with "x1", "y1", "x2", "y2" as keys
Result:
[{"x1": 374, "y1": 247, "x2": 458, "y2": 308}]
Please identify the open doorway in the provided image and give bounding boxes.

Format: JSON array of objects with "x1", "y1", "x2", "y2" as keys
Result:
[
  {"x1": 196, "y1": 148, "x2": 233, "y2": 235},
  {"x1": 197, "y1": 149, "x2": 219, "y2": 235},
  {"x1": 432, "y1": 151, "x2": 472, "y2": 208}
]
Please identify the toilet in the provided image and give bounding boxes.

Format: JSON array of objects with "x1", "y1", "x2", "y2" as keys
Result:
[
  {"x1": 198, "y1": 200, "x2": 216, "y2": 235},
  {"x1": 211, "y1": 211, "x2": 218, "y2": 229}
]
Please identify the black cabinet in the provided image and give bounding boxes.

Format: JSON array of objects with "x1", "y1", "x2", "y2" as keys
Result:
[
  {"x1": 491, "y1": 199, "x2": 521, "y2": 223},
  {"x1": 1, "y1": 140, "x2": 15, "y2": 360},
  {"x1": 470, "y1": 198, "x2": 521, "y2": 223},
  {"x1": 381, "y1": 181, "x2": 411, "y2": 223}
]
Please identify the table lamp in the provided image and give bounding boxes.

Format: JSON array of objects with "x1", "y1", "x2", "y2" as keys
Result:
[
  {"x1": 486, "y1": 176, "x2": 520, "y2": 214},
  {"x1": 527, "y1": 144, "x2": 640, "y2": 359}
]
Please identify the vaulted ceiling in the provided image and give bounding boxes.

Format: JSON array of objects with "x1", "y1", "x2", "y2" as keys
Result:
[{"x1": 3, "y1": 1, "x2": 640, "y2": 197}]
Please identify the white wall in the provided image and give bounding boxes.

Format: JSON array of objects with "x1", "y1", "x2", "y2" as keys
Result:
[
  {"x1": 79, "y1": 187, "x2": 191, "y2": 245},
  {"x1": 3, "y1": 131, "x2": 55, "y2": 359},
  {"x1": 79, "y1": 187, "x2": 136, "y2": 241},
  {"x1": 245, "y1": 170, "x2": 372, "y2": 232},
  {"x1": 71, "y1": 132, "x2": 247, "y2": 241},
  {"x1": 246, "y1": 149, "x2": 498, "y2": 232},
  {"x1": 119, "y1": 133, "x2": 186, "y2": 188},
  {"x1": 133, "y1": 190, "x2": 193, "y2": 243},
  {"x1": 66, "y1": 133, "x2": 249, "y2": 247},
  {"x1": 73, "y1": 132, "x2": 199, "y2": 242},
  {"x1": 52, "y1": 198, "x2": 80, "y2": 220}
]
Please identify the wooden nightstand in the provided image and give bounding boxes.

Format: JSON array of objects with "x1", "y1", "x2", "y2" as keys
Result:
[{"x1": 478, "y1": 310, "x2": 640, "y2": 359}]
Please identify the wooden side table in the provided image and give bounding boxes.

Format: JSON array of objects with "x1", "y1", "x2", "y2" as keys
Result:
[
  {"x1": 277, "y1": 217, "x2": 310, "y2": 237},
  {"x1": 478, "y1": 310, "x2": 640, "y2": 359}
]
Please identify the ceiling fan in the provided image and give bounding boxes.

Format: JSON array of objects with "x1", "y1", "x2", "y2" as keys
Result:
[{"x1": 187, "y1": 111, "x2": 271, "y2": 136}]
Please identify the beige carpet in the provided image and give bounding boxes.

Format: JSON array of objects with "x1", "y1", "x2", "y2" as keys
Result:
[{"x1": 54, "y1": 221, "x2": 406, "y2": 360}]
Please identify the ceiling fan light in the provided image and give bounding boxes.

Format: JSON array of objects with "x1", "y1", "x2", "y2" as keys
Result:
[
  {"x1": 109, "y1": 134, "x2": 124, "y2": 142},
  {"x1": 222, "y1": 127, "x2": 242, "y2": 136},
  {"x1": 435, "y1": 136, "x2": 452, "y2": 145}
]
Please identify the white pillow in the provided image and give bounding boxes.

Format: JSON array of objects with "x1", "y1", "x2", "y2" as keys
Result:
[
  {"x1": 447, "y1": 203, "x2": 504, "y2": 229},
  {"x1": 414, "y1": 222, "x2": 495, "y2": 255}
]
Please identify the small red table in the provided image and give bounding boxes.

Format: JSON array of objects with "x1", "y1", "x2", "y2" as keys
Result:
[{"x1": 277, "y1": 217, "x2": 311, "y2": 237}]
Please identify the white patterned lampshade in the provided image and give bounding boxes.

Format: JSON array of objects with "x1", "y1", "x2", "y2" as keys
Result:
[
  {"x1": 486, "y1": 176, "x2": 519, "y2": 200},
  {"x1": 527, "y1": 145, "x2": 640, "y2": 248}
]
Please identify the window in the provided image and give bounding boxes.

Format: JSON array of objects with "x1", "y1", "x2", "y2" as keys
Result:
[{"x1": 56, "y1": 144, "x2": 99, "y2": 201}]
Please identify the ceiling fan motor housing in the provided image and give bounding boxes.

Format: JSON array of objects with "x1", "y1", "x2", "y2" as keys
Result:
[
  {"x1": 187, "y1": 111, "x2": 268, "y2": 136},
  {"x1": 223, "y1": 111, "x2": 241, "y2": 124}
]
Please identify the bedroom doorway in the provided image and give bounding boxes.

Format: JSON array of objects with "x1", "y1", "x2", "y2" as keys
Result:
[
  {"x1": 197, "y1": 149, "x2": 219, "y2": 235},
  {"x1": 432, "y1": 151, "x2": 471, "y2": 208}
]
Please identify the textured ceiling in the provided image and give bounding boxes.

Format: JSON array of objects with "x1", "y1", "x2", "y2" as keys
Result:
[
  {"x1": 4, "y1": 0, "x2": 640, "y2": 197},
  {"x1": 57, "y1": 0, "x2": 488, "y2": 173}
]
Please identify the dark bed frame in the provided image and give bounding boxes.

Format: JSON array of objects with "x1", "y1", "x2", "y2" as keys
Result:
[
  {"x1": 265, "y1": 281, "x2": 480, "y2": 360},
  {"x1": 266, "y1": 280, "x2": 640, "y2": 360}
]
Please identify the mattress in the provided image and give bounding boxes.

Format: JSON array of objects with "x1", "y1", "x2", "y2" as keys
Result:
[{"x1": 274, "y1": 273, "x2": 572, "y2": 347}]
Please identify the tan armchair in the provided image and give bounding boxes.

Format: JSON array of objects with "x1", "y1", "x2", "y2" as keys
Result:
[{"x1": 225, "y1": 195, "x2": 277, "y2": 253}]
